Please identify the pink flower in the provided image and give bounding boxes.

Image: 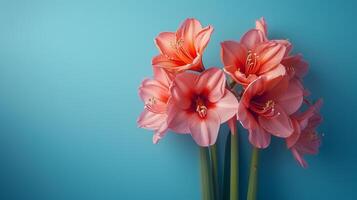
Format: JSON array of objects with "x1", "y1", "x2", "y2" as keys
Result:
[
  {"x1": 255, "y1": 17, "x2": 309, "y2": 80},
  {"x1": 238, "y1": 76, "x2": 304, "y2": 148},
  {"x1": 152, "y1": 18, "x2": 214, "y2": 73},
  {"x1": 286, "y1": 99, "x2": 323, "y2": 167},
  {"x1": 137, "y1": 67, "x2": 174, "y2": 144},
  {"x1": 221, "y1": 29, "x2": 287, "y2": 88},
  {"x1": 167, "y1": 68, "x2": 238, "y2": 146}
]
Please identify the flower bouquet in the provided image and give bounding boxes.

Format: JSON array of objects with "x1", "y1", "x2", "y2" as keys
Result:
[{"x1": 137, "y1": 18, "x2": 323, "y2": 200}]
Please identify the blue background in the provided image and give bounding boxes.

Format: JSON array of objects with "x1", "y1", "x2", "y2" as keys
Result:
[{"x1": 0, "y1": 0, "x2": 356, "y2": 199}]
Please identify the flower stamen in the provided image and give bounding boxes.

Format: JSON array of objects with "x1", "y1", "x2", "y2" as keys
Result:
[
  {"x1": 196, "y1": 98, "x2": 208, "y2": 118},
  {"x1": 246, "y1": 50, "x2": 259, "y2": 74}
]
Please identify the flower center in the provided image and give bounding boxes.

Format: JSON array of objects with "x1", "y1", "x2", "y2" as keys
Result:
[
  {"x1": 195, "y1": 97, "x2": 208, "y2": 118},
  {"x1": 168, "y1": 38, "x2": 195, "y2": 64},
  {"x1": 245, "y1": 50, "x2": 259, "y2": 74},
  {"x1": 250, "y1": 99, "x2": 280, "y2": 118},
  {"x1": 146, "y1": 96, "x2": 157, "y2": 106}
]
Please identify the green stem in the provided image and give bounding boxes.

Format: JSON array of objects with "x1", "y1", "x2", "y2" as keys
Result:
[
  {"x1": 230, "y1": 133, "x2": 239, "y2": 200},
  {"x1": 210, "y1": 144, "x2": 219, "y2": 200},
  {"x1": 247, "y1": 147, "x2": 259, "y2": 200},
  {"x1": 200, "y1": 147, "x2": 214, "y2": 200}
]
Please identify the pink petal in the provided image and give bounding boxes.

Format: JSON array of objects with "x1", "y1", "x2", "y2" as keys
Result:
[
  {"x1": 258, "y1": 105, "x2": 294, "y2": 138},
  {"x1": 152, "y1": 55, "x2": 183, "y2": 71},
  {"x1": 291, "y1": 147, "x2": 308, "y2": 168},
  {"x1": 195, "y1": 68, "x2": 226, "y2": 103},
  {"x1": 239, "y1": 77, "x2": 266, "y2": 107},
  {"x1": 240, "y1": 29, "x2": 265, "y2": 50},
  {"x1": 282, "y1": 54, "x2": 309, "y2": 79},
  {"x1": 257, "y1": 64, "x2": 286, "y2": 91},
  {"x1": 166, "y1": 103, "x2": 190, "y2": 133},
  {"x1": 276, "y1": 78, "x2": 303, "y2": 115},
  {"x1": 153, "y1": 66, "x2": 174, "y2": 87},
  {"x1": 170, "y1": 72, "x2": 198, "y2": 109},
  {"x1": 137, "y1": 109, "x2": 167, "y2": 130},
  {"x1": 195, "y1": 25, "x2": 214, "y2": 54},
  {"x1": 295, "y1": 132, "x2": 321, "y2": 155},
  {"x1": 154, "y1": 32, "x2": 179, "y2": 59},
  {"x1": 153, "y1": 54, "x2": 204, "y2": 73},
  {"x1": 261, "y1": 64, "x2": 286, "y2": 82},
  {"x1": 212, "y1": 90, "x2": 238, "y2": 123},
  {"x1": 176, "y1": 18, "x2": 203, "y2": 55},
  {"x1": 221, "y1": 41, "x2": 247, "y2": 69},
  {"x1": 261, "y1": 75, "x2": 289, "y2": 100},
  {"x1": 255, "y1": 42, "x2": 286, "y2": 75},
  {"x1": 152, "y1": 121, "x2": 169, "y2": 144},
  {"x1": 189, "y1": 110, "x2": 220, "y2": 146},
  {"x1": 248, "y1": 125, "x2": 271, "y2": 149},
  {"x1": 274, "y1": 40, "x2": 292, "y2": 56},
  {"x1": 255, "y1": 17, "x2": 268, "y2": 37},
  {"x1": 286, "y1": 119, "x2": 301, "y2": 148},
  {"x1": 185, "y1": 54, "x2": 204, "y2": 72},
  {"x1": 138, "y1": 78, "x2": 169, "y2": 104}
]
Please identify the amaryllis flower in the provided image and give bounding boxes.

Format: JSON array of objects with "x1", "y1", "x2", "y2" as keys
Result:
[
  {"x1": 255, "y1": 17, "x2": 308, "y2": 80},
  {"x1": 137, "y1": 67, "x2": 174, "y2": 144},
  {"x1": 167, "y1": 68, "x2": 238, "y2": 146},
  {"x1": 152, "y1": 18, "x2": 214, "y2": 73},
  {"x1": 286, "y1": 99, "x2": 323, "y2": 167},
  {"x1": 238, "y1": 76, "x2": 303, "y2": 148},
  {"x1": 221, "y1": 29, "x2": 287, "y2": 88}
]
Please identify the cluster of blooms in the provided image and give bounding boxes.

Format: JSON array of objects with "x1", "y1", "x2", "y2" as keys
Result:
[{"x1": 137, "y1": 18, "x2": 322, "y2": 167}]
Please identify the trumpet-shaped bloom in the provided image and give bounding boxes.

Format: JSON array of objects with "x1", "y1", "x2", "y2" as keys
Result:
[
  {"x1": 221, "y1": 29, "x2": 287, "y2": 88},
  {"x1": 137, "y1": 67, "x2": 174, "y2": 144},
  {"x1": 255, "y1": 17, "x2": 309, "y2": 80},
  {"x1": 152, "y1": 18, "x2": 214, "y2": 73},
  {"x1": 286, "y1": 99, "x2": 323, "y2": 167},
  {"x1": 167, "y1": 68, "x2": 238, "y2": 146},
  {"x1": 238, "y1": 76, "x2": 303, "y2": 148}
]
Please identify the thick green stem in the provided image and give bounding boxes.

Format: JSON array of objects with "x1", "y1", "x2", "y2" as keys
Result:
[
  {"x1": 210, "y1": 144, "x2": 220, "y2": 200},
  {"x1": 247, "y1": 147, "x2": 259, "y2": 200},
  {"x1": 200, "y1": 147, "x2": 214, "y2": 200},
  {"x1": 230, "y1": 133, "x2": 239, "y2": 200}
]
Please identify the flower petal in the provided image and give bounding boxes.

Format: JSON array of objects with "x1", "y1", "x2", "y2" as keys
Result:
[
  {"x1": 240, "y1": 77, "x2": 266, "y2": 107},
  {"x1": 286, "y1": 119, "x2": 301, "y2": 148},
  {"x1": 248, "y1": 125, "x2": 271, "y2": 149},
  {"x1": 282, "y1": 54, "x2": 309, "y2": 79},
  {"x1": 153, "y1": 66, "x2": 174, "y2": 87},
  {"x1": 274, "y1": 39, "x2": 292, "y2": 56},
  {"x1": 138, "y1": 78, "x2": 169, "y2": 104},
  {"x1": 152, "y1": 55, "x2": 184, "y2": 71},
  {"x1": 291, "y1": 147, "x2": 308, "y2": 168},
  {"x1": 155, "y1": 32, "x2": 179, "y2": 59},
  {"x1": 258, "y1": 105, "x2": 294, "y2": 138},
  {"x1": 224, "y1": 65, "x2": 251, "y2": 87},
  {"x1": 221, "y1": 41, "x2": 247, "y2": 69},
  {"x1": 152, "y1": 121, "x2": 169, "y2": 144},
  {"x1": 195, "y1": 25, "x2": 214, "y2": 54},
  {"x1": 195, "y1": 68, "x2": 226, "y2": 103},
  {"x1": 176, "y1": 18, "x2": 203, "y2": 55},
  {"x1": 189, "y1": 110, "x2": 220, "y2": 147},
  {"x1": 167, "y1": 103, "x2": 190, "y2": 133},
  {"x1": 137, "y1": 109, "x2": 167, "y2": 130},
  {"x1": 237, "y1": 100, "x2": 271, "y2": 148},
  {"x1": 170, "y1": 72, "x2": 198, "y2": 109},
  {"x1": 255, "y1": 42, "x2": 286, "y2": 75},
  {"x1": 276, "y1": 78, "x2": 304, "y2": 115},
  {"x1": 255, "y1": 17, "x2": 268, "y2": 37},
  {"x1": 212, "y1": 90, "x2": 238, "y2": 123},
  {"x1": 240, "y1": 29, "x2": 265, "y2": 50}
]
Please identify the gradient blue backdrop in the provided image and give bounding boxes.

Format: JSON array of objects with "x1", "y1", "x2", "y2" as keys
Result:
[{"x1": 0, "y1": 0, "x2": 356, "y2": 199}]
